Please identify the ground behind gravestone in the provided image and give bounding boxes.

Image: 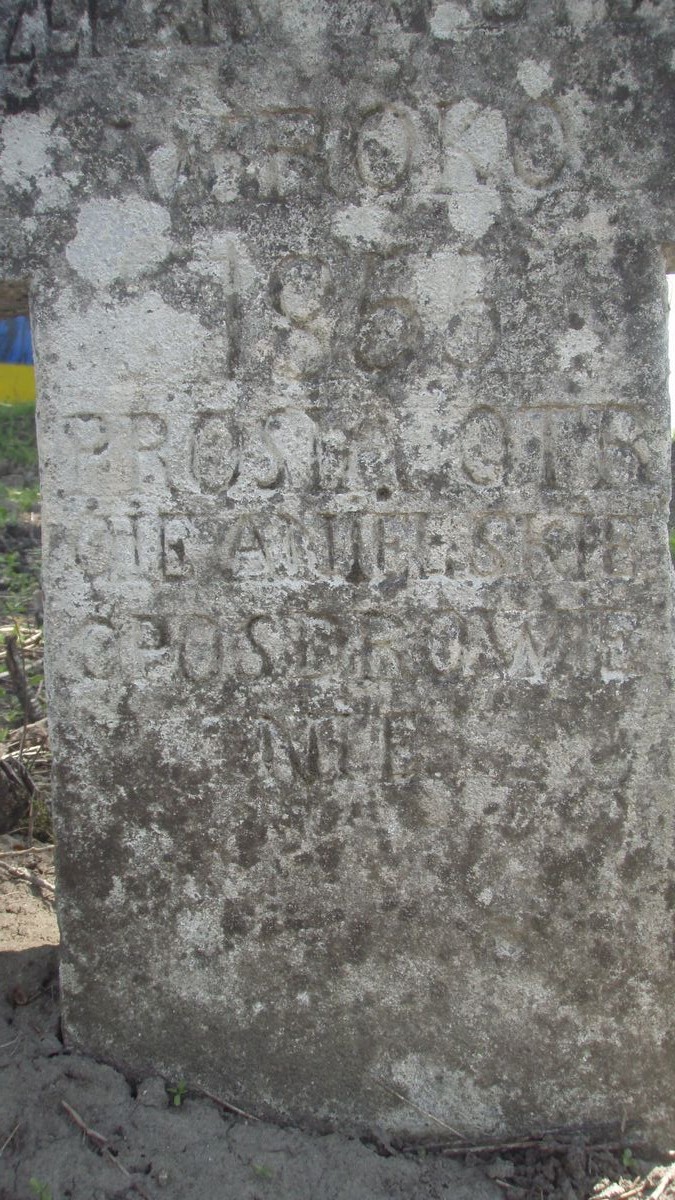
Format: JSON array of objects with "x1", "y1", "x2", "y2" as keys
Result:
[{"x1": 1, "y1": 407, "x2": 675, "y2": 1200}]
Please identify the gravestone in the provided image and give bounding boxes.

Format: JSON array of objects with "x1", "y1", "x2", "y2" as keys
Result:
[{"x1": 1, "y1": 0, "x2": 674, "y2": 1140}]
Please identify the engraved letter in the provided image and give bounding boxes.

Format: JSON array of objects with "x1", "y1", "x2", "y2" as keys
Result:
[{"x1": 357, "y1": 106, "x2": 414, "y2": 192}]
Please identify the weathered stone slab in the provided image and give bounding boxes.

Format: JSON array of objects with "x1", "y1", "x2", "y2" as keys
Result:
[{"x1": 1, "y1": 0, "x2": 674, "y2": 1140}]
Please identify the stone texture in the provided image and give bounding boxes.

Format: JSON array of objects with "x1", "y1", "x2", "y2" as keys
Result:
[{"x1": 1, "y1": 0, "x2": 674, "y2": 1140}]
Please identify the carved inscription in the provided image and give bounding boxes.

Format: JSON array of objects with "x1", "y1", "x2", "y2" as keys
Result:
[
  {"x1": 1, "y1": 0, "x2": 535, "y2": 81},
  {"x1": 220, "y1": 108, "x2": 324, "y2": 201},
  {"x1": 481, "y1": 0, "x2": 527, "y2": 19},
  {"x1": 201, "y1": 97, "x2": 569, "y2": 223},
  {"x1": 56, "y1": 403, "x2": 657, "y2": 507},
  {"x1": 271, "y1": 256, "x2": 331, "y2": 324},
  {"x1": 355, "y1": 299, "x2": 422, "y2": 370},
  {"x1": 257, "y1": 715, "x2": 350, "y2": 784},
  {"x1": 11, "y1": 0, "x2": 673, "y2": 1143},
  {"x1": 38, "y1": 47, "x2": 662, "y2": 842},
  {"x1": 66, "y1": 503, "x2": 654, "y2": 595},
  {"x1": 445, "y1": 302, "x2": 500, "y2": 367},
  {"x1": 191, "y1": 415, "x2": 239, "y2": 493},
  {"x1": 67, "y1": 606, "x2": 651, "y2": 720},
  {"x1": 512, "y1": 103, "x2": 567, "y2": 188},
  {"x1": 356, "y1": 106, "x2": 415, "y2": 192},
  {"x1": 255, "y1": 109, "x2": 324, "y2": 199}
]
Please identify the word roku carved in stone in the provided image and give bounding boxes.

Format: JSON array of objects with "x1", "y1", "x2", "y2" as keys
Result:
[{"x1": 207, "y1": 98, "x2": 569, "y2": 208}]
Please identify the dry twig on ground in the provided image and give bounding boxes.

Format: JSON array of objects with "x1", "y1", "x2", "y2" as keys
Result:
[{"x1": 0, "y1": 858, "x2": 54, "y2": 900}]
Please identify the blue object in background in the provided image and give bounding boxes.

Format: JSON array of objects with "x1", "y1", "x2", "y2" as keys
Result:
[
  {"x1": 0, "y1": 316, "x2": 34, "y2": 366},
  {"x1": 0, "y1": 316, "x2": 36, "y2": 403}
]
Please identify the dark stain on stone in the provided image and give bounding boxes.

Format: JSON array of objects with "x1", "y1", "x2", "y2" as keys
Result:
[
  {"x1": 620, "y1": 846, "x2": 651, "y2": 883},
  {"x1": 222, "y1": 900, "x2": 252, "y2": 940},
  {"x1": 235, "y1": 812, "x2": 269, "y2": 869}
]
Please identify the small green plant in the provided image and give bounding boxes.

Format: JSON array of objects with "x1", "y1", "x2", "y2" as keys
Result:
[
  {"x1": 29, "y1": 1180, "x2": 52, "y2": 1200},
  {"x1": 0, "y1": 482, "x2": 40, "y2": 514},
  {"x1": 252, "y1": 1163, "x2": 274, "y2": 1180},
  {"x1": 167, "y1": 1079, "x2": 188, "y2": 1107},
  {"x1": 622, "y1": 1147, "x2": 638, "y2": 1172}
]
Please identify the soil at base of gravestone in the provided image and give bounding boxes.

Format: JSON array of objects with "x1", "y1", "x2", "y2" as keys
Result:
[
  {"x1": 1, "y1": 433, "x2": 674, "y2": 1200},
  {"x1": 0, "y1": 900, "x2": 673, "y2": 1200},
  {"x1": 0, "y1": 904, "x2": 673, "y2": 1200}
]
